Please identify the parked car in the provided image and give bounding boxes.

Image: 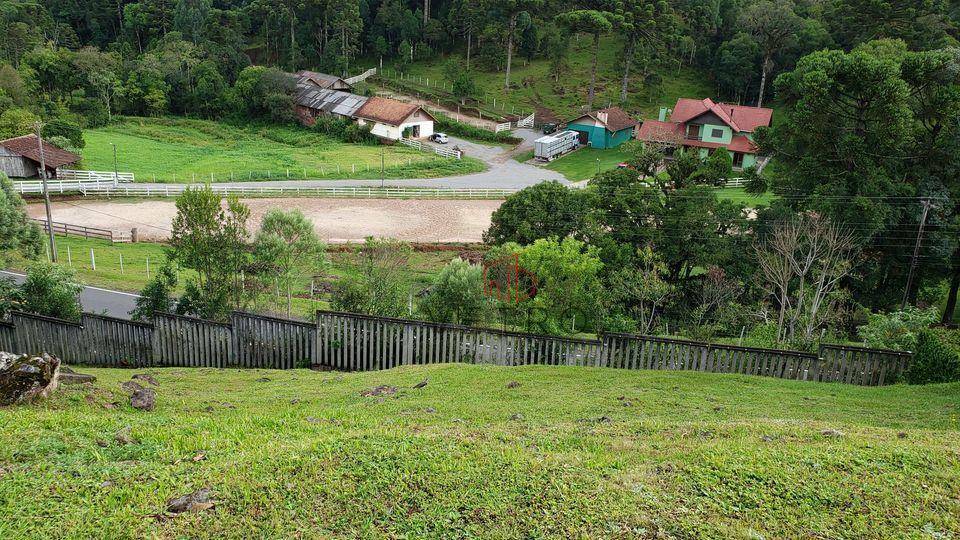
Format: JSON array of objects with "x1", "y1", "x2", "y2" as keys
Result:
[
  {"x1": 541, "y1": 123, "x2": 558, "y2": 135},
  {"x1": 430, "y1": 133, "x2": 449, "y2": 144}
]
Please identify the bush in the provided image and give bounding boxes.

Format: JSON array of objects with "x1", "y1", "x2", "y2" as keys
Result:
[
  {"x1": 18, "y1": 263, "x2": 83, "y2": 321},
  {"x1": 0, "y1": 276, "x2": 21, "y2": 319},
  {"x1": 904, "y1": 330, "x2": 960, "y2": 384},
  {"x1": 42, "y1": 118, "x2": 84, "y2": 148},
  {"x1": 418, "y1": 258, "x2": 490, "y2": 325},
  {"x1": 857, "y1": 306, "x2": 938, "y2": 351},
  {"x1": 434, "y1": 114, "x2": 523, "y2": 145},
  {"x1": 131, "y1": 262, "x2": 178, "y2": 322}
]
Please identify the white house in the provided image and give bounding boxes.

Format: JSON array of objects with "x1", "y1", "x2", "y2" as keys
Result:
[{"x1": 353, "y1": 97, "x2": 435, "y2": 140}]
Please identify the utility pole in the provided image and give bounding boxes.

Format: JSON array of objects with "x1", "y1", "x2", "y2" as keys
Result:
[
  {"x1": 35, "y1": 122, "x2": 56, "y2": 262},
  {"x1": 111, "y1": 142, "x2": 119, "y2": 185},
  {"x1": 902, "y1": 197, "x2": 933, "y2": 310}
]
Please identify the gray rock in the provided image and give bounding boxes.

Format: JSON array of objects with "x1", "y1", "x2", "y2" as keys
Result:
[
  {"x1": 60, "y1": 372, "x2": 97, "y2": 385},
  {"x1": 130, "y1": 388, "x2": 156, "y2": 411},
  {"x1": 360, "y1": 385, "x2": 398, "y2": 397},
  {"x1": 132, "y1": 374, "x2": 159, "y2": 386},
  {"x1": 510, "y1": 413, "x2": 524, "y2": 421},
  {"x1": 820, "y1": 429, "x2": 844, "y2": 438},
  {"x1": 0, "y1": 352, "x2": 60, "y2": 406},
  {"x1": 506, "y1": 381, "x2": 521, "y2": 389},
  {"x1": 120, "y1": 380, "x2": 144, "y2": 395},
  {"x1": 166, "y1": 488, "x2": 214, "y2": 514}
]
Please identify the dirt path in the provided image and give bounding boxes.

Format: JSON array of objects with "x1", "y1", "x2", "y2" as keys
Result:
[{"x1": 29, "y1": 198, "x2": 502, "y2": 243}]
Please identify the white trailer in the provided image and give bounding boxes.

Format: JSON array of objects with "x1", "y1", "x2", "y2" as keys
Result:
[{"x1": 534, "y1": 130, "x2": 580, "y2": 161}]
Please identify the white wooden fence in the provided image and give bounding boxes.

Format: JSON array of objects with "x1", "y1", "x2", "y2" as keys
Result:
[
  {"x1": 516, "y1": 112, "x2": 535, "y2": 128},
  {"x1": 58, "y1": 169, "x2": 135, "y2": 183},
  {"x1": 397, "y1": 137, "x2": 462, "y2": 159},
  {"x1": 345, "y1": 68, "x2": 377, "y2": 85},
  {"x1": 494, "y1": 122, "x2": 512, "y2": 133},
  {"x1": 22, "y1": 183, "x2": 516, "y2": 199},
  {"x1": 12, "y1": 179, "x2": 118, "y2": 194}
]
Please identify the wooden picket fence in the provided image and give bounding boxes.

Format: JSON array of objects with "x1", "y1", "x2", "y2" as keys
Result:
[{"x1": 0, "y1": 309, "x2": 912, "y2": 386}]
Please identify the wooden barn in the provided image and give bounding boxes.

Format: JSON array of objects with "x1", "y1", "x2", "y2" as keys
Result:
[{"x1": 0, "y1": 134, "x2": 80, "y2": 178}]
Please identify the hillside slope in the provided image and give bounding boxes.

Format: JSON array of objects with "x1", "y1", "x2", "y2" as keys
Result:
[{"x1": 2, "y1": 364, "x2": 958, "y2": 538}]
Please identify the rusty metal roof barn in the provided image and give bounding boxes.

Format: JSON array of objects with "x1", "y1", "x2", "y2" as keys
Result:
[{"x1": 293, "y1": 81, "x2": 369, "y2": 118}]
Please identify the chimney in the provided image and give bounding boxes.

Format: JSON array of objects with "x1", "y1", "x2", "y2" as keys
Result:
[
  {"x1": 658, "y1": 107, "x2": 669, "y2": 122},
  {"x1": 597, "y1": 111, "x2": 608, "y2": 125}
]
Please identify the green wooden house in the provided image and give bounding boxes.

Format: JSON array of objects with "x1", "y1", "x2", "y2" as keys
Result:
[{"x1": 565, "y1": 107, "x2": 638, "y2": 149}]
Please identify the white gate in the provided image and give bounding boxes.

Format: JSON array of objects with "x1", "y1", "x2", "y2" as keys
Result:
[
  {"x1": 517, "y1": 112, "x2": 535, "y2": 128},
  {"x1": 494, "y1": 122, "x2": 512, "y2": 133},
  {"x1": 58, "y1": 169, "x2": 135, "y2": 183}
]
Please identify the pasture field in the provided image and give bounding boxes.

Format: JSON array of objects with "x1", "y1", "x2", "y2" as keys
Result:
[
  {"x1": 0, "y1": 364, "x2": 957, "y2": 538},
  {"x1": 80, "y1": 117, "x2": 485, "y2": 182}
]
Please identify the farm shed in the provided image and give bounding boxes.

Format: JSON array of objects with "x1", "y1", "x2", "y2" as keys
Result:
[
  {"x1": 293, "y1": 84, "x2": 369, "y2": 126},
  {"x1": 354, "y1": 97, "x2": 435, "y2": 140},
  {"x1": 0, "y1": 134, "x2": 80, "y2": 178},
  {"x1": 296, "y1": 70, "x2": 353, "y2": 91},
  {"x1": 566, "y1": 107, "x2": 638, "y2": 149}
]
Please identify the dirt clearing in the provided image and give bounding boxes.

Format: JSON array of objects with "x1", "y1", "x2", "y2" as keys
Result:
[{"x1": 28, "y1": 198, "x2": 502, "y2": 243}]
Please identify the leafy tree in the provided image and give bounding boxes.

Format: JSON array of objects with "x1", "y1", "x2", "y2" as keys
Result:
[
  {"x1": 0, "y1": 276, "x2": 20, "y2": 319},
  {"x1": 489, "y1": 0, "x2": 543, "y2": 90},
  {"x1": 168, "y1": 185, "x2": 252, "y2": 320},
  {"x1": 18, "y1": 263, "x2": 83, "y2": 321},
  {"x1": 131, "y1": 262, "x2": 179, "y2": 321},
  {"x1": 492, "y1": 237, "x2": 605, "y2": 335},
  {"x1": 41, "y1": 118, "x2": 84, "y2": 149},
  {"x1": 695, "y1": 147, "x2": 733, "y2": 185},
  {"x1": 0, "y1": 173, "x2": 42, "y2": 263},
  {"x1": 555, "y1": 10, "x2": 617, "y2": 109},
  {"x1": 904, "y1": 329, "x2": 960, "y2": 384},
  {"x1": 602, "y1": 246, "x2": 674, "y2": 333},
  {"x1": 484, "y1": 181, "x2": 587, "y2": 245},
  {"x1": 617, "y1": 0, "x2": 676, "y2": 103},
  {"x1": 738, "y1": 0, "x2": 800, "y2": 107},
  {"x1": 0, "y1": 108, "x2": 38, "y2": 139},
  {"x1": 715, "y1": 33, "x2": 761, "y2": 101},
  {"x1": 331, "y1": 238, "x2": 411, "y2": 317},
  {"x1": 857, "y1": 306, "x2": 940, "y2": 351},
  {"x1": 418, "y1": 258, "x2": 490, "y2": 325},
  {"x1": 252, "y1": 209, "x2": 327, "y2": 317}
]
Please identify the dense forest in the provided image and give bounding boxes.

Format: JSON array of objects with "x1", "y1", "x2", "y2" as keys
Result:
[{"x1": 2, "y1": 0, "x2": 959, "y2": 135}]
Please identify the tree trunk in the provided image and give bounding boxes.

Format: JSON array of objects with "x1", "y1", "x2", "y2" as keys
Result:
[
  {"x1": 424, "y1": 0, "x2": 430, "y2": 24},
  {"x1": 466, "y1": 31, "x2": 471, "y2": 70},
  {"x1": 289, "y1": 14, "x2": 297, "y2": 70},
  {"x1": 588, "y1": 32, "x2": 600, "y2": 109},
  {"x1": 504, "y1": 13, "x2": 517, "y2": 90},
  {"x1": 943, "y1": 249, "x2": 960, "y2": 324},
  {"x1": 620, "y1": 38, "x2": 636, "y2": 103},
  {"x1": 757, "y1": 54, "x2": 770, "y2": 108}
]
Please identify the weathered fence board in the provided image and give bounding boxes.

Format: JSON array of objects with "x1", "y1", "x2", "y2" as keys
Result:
[
  {"x1": 9, "y1": 311, "x2": 85, "y2": 364},
  {"x1": 80, "y1": 314, "x2": 154, "y2": 367},
  {"x1": 152, "y1": 313, "x2": 232, "y2": 368},
  {"x1": 0, "y1": 321, "x2": 17, "y2": 353},
  {"x1": 232, "y1": 312, "x2": 315, "y2": 369},
  {"x1": 0, "y1": 309, "x2": 913, "y2": 386}
]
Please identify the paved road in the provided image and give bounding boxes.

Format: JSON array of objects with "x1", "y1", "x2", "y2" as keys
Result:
[{"x1": 1, "y1": 270, "x2": 139, "y2": 320}]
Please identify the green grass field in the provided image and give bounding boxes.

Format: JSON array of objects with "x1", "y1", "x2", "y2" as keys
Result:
[
  {"x1": 1, "y1": 364, "x2": 957, "y2": 538},
  {"x1": 15, "y1": 236, "x2": 457, "y2": 318},
  {"x1": 81, "y1": 117, "x2": 485, "y2": 182},
  {"x1": 546, "y1": 146, "x2": 634, "y2": 181},
  {"x1": 367, "y1": 35, "x2": 715, "y2": 122}
]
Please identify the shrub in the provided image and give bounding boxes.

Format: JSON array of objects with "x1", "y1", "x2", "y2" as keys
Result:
[
  {"x1": 857, "y1": 306, "x2": 939, "y2": 351},
  {"x1": 18, "y1": 263, "x2": 83, "y2": 321},
  {"x1": 418, "y1": 258, "x2": 490, "y2": 326},
  {"x1": 433, "y1": 114, "x2": 523, "y2": 145},
  {"x1": 0, "y1": 276, "x2": 21, "y2": 319},
  {"x1": 42, "y1": 118, "x2": 84, "y2": 148},
  {"x1": 904, "y1": 330, "x2": 960, "y2": 384},
  {"x1": 131, "y1": 262, "x2": 178, "y2": 322}
]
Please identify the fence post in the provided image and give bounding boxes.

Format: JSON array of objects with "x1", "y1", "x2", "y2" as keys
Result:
[
  {"x1": 119, "y1": 253, "x2": 124, "y2": 274},
  {"x1": 67, "y1": 246, "x2": 72, "y2": 266},
  {"x1": 90, "y1": 248, "x2": 96, "y2": 270},
  {"x1": 146, "y1": 256, "x2": 150, "y2": 279}
]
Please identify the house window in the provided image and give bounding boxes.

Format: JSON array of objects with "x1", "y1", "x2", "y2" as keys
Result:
[
  {"x1": 711, "y1": 128, "x2": 724, "y2": 139},
  {"x1": 687, "y1": 124, "x2": 701, "y2": 140},
  {"x1": 733, "y1": 152, "x2": 744, "y2": 168}
]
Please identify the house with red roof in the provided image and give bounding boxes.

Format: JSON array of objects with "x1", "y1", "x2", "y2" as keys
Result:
[{"x1": 636, "y1": 98, "x2": 773, "y2": 170}]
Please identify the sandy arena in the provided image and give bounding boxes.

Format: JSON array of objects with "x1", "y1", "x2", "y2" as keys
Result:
[{"x1": 28, "y1": 198, "x2": 502, "y2": 243}]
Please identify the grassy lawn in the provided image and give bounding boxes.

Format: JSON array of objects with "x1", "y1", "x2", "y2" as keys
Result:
[
  {"x1": 545, "y1": 146, "x2": 634, "y2": 181},
  {"x1": 1, "y1": 364, "x2": 957, "y2": 538},
  {"x1": 12, "y1": 236, "x2": 458, "y2": 318},
  {"x1": 714, "y1": 186, "x2": 776, "y2": 207},
  {"x1": 81, "y1": 117, "x2": 485, "y2": 182},
  {"x1": 366, "y1": 35, "x2": 715, "y2": 121}
]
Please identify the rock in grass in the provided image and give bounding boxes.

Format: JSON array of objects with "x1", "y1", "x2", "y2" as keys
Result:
[
  {"x1": 510, "y1": 413, "x2": 524, "y2": 421},
  {"x1": 132, "y1": 374, "x2": 159, "y2": 386},
  {"x1": 255, "y1": 377, "x2": 270, "y2": 383},
  {"x1": 413, "y1": 379, "x2": 428, "y2": 389},
  {"x1": 59, "y1": 371, "x2": 97, "y2": 385},
  {"x1": 506, "y1": 381, "x2": 521, "y2": 389},
  {"x1": 120, "y1": 381, "x2": 144, "y2": 395},
  {"x1": 0, "y1": 352, "x2": 61, "y2": 406},
  {"x1": 820, "y1": 429, "x2": 844, "y2": 438},
  {"x1": 130, "y1": 388, "x2": 156, "y2": 411},
  {"x1": 166, "y1": 488, "x2": 214, "y2": 514},
  {"x1": 360, "y1": 385, "x2": 398, "y2": 397},
  {"x1": 115, "y1": 427, "x2": 138, "y2": 445}
]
